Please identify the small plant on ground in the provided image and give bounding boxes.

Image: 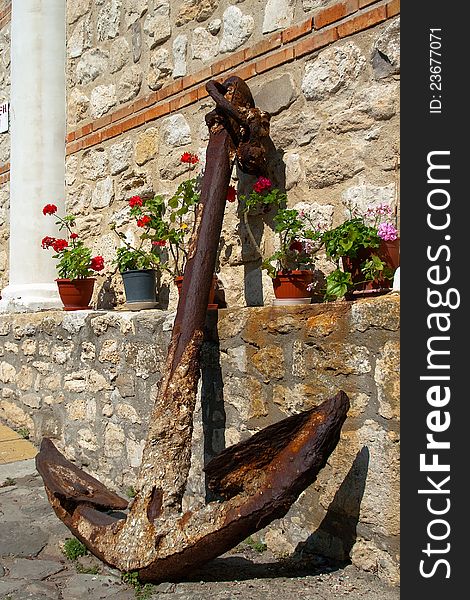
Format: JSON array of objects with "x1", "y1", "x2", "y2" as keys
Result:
[
  {"x1": 62, "y1": 537, "x2": 88, "y2": 561},
  {"x1": 244, "y1": 535, "x2": 268, "y2": 553},
  {"x1": 17, "y1": 427, "x2": 30, "y2": 439},
  {"x1": 121, "y1": 571, "x2": 155, "y2": 599},
  {"x1": 75, "y1": 563, "x2": 99, "y2": 575},
  {"x1": 126, "y1": 485, "x2": 137, "y2": 498}
]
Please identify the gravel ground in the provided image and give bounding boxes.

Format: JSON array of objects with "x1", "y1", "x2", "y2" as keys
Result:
[{"x1": 0, "y1": 466, "x2": 400, "y2": 600}]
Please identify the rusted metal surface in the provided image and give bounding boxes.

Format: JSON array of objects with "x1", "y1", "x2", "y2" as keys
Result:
[{"x1": 36, "y1": 77, "x2": 351, "y2": 582}]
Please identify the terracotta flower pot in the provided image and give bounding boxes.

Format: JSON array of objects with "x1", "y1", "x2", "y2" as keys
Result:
[
  {"x1": 342, "y1": 238, "x2": 400, "y2": 296},
  {"x1": 175, "y1": 275, "x2": 218, "y2": 309},
  {"x1": 56, "y1": 278, "x2": 95, "y2": 311},
  {"x1": 272, "y1": 270, "x2": 313, "y2": 302}
]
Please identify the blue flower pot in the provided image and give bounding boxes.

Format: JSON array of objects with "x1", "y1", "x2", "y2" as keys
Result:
[{"x1": 121, "y1": 269, "x2": 157, "y2": 304}]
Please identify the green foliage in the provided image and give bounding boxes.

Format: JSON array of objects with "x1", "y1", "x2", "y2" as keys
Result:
[
  {"x1": 55, "y1": 241, "x2": 93, "y2": 279},
  {"x1": 63, "y1": 537, "x2": 88, "y2": 561},
  {"x1": 244, "y1": 536, "x2": 268, "y2": 553},
  {"x1": 121, "y1": 571, "x2": 155, "y2": 599},
  {"x1": 76, "y1": 563, "x2": 99, "y2": 574},
  {"x1": 17, "y1": 427, "x2": 30, "y2": 439},
  {"x1": 114, "y1": 246, "x2": 160, "y2": 273},
  {"x1": 324, "y1": 269, "x2": 353, "y2": 302},
  {"x1": 126, "y1": 485, "x2": 137, "y2": 498},
  {"x1": 242, "y1": 186, "x2": 286, "y2": 212},
  {"x1": 322, "y1": 218, "x2": 380, "y2": 263}
]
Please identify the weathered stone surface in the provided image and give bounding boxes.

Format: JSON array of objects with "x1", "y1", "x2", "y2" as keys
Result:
[
  {"x1": 90, "y1": 84, "x2": 117, "y2": 118},
  {"x1": 375, "y1": 341, "x2": 400, "y2": 420},
  {"x1": 109, "y1": 138, "x2": 134, "y2": 175},
  {"x1": 306, "y1": 144, "x2": 365, "y2": 188},
  {"x1": 208, "y1": 19, "x2": 222, "y2": 35},
  {"x1": 97, "y1": 0, "x2": 122, "y2": 41},
  {"x1": 302, "y1": 42, "x2": 366, "y2": 100},
  {"x1": 191, "y1": 27, "x2": 220, "y2": 63},
  {"x1": 350, "y1": 295, "x2": 400, "y2": 332},
  {"x1": 91, "y1": 177, "x2": 114, "y2": 209},
  {"x1": 108, "y1": 37, "x2": 130, "y2": 75},
  {"x1": 124, "y1": 0, "x2": 148, "y2": 28},
  {"x1": 118, "y1": 65, "x2": 142, "y2": 103},
  {"x1": 76, "y1": 48, "x2": 109, "y2": 84},
  {"x1": 80, "y1": 148, "x2": 109, "y2": 181},
  {"x1": 134, "y1": 127, "x2": 159, "y2": 166},
  {"x1": 223, "y1": 375, "x2": 268, "y2": 420},
  {"x1": 253, "y1": 74, "x2": 297, "y2": 116},
  {"x1": 172, "y1": 34, "x2": 188, "y2": 78},
  {"x1": 67, "y1": 14, "x2": 92, "y2": 58},
  {"x1": 342, "y1": 183, "x2": 396, "y2": 219},
  {"x1": 306, "y1": 342, "x2": 371, "y2": 375},
  {"x1": 373, "y1": 18, "x2": 400, "y2": 79},
  {"x1": 1, "y1": 557, "x2": 63, "y2": 580},
  {"x1": 147, "y1": 47, "x2": 172, "y2": 90},
  {"x1": 351, "y1": 538, "x2": 400, "y2": 586},
  {"x1": 68, "y1": 88, "x2": 89, "y2": 125},
  {"x1": 104, "y1": 422, "x2": 126, "y2": 457},
  {"x1": 131, "y1": 20, "x2": 143, "y2": 63},
  {"x1": 302, "y1": 0, "x2": 332, "y2": 10},
  {"x1": 176, "y1": 0, "x2": 218, "y2": 26},
  {"x1": 67, "y1": 0, "x2": 92, "y2": 25},
  {"x1": 263, "y1": 0, "x2": 295, "y2": 33},
  {"x1": 0, "y1": 523, "x2": 48, "y2": 557},
  {"x1": 160, "y1": 114, "x2": 191, "y2": 147},
  {"x1": 251, "y1": 345, "x2": 285, "y2": 380},
  {"x1": 143, "y1": 2, "x2": 171, "y2": 49},
  {"x1": 220, "y1": 6, "x2": 254, "y2": 53}
]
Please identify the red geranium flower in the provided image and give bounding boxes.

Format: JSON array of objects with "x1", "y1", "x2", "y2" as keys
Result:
[
  {"x1": 70, "y1": 233, "x2": 78, "y2": 239},
  {"x1": 152, "y1": 240, "x2": 166, "y2": 247},
  {"x1": 52, "y1": 239, "x2": 68, "y2": 252},
  {"x1": 41, "y1": 236, "x2": 55, "y2": 249},
  {"x1": 253, "y1": 177, "x2": 272, "y2": 194},
  {"x1": 137, "y1": 215, "x2": 151, "y2": 228},
  {"x1": 226, "y1": 186, "x2": 237, "y2": 203},
  {"x1": 181, "y1": 152, "x2": 199, "y2": 164},
  {"x1": 90, "y1": 256, "x2": 105, "y2": 271},
  {"x1": 129, "y1": 195, "x2": 143, "y2": 208},
  {"x1": 43, "y1": 204, "x2": 58, "y2": 215}
]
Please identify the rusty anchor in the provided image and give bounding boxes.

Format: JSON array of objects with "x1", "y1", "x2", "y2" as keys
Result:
[{"x1": 36, "y1": 77, "x2": 350, "y2": 582}]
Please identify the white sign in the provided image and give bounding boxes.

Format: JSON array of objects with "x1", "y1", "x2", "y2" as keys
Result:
[{"x1": 0, "y1": 102, "x2": 9, "y2": 133}]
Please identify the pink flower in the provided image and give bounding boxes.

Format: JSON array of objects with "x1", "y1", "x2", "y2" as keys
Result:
[
  {"x1": 137, "y1": 215, "x2": 151, "y2": 228},
  {"x1": 129, "y1": 195, "x2": 143, "y2": 208},
  {"x1": 377, "y1": 222, "x2": 398, "y2": 241},
  {"x1": 253, "y1": 176, "x2": 272, "y2": 194},
  {"x1": 42, "y1": 204, "x2": 58, "y2": 215},
  {"x1": 90, "y1": 256, "x2": 105, "y2": 271},
  {"x1": 226, "y1": 186, "x2": 237, "y2": 203}
]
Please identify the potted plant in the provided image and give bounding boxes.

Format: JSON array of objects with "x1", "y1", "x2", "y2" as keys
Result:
[
  {"x1": 42, "y1": 204, "x2": 105, "y2": 310},
  {"x1": 240, "y1": 178, "x2": 321, "y2": 303},
  {"x1": 321, "y1": 203, "x2": 400, "y2": 300}
]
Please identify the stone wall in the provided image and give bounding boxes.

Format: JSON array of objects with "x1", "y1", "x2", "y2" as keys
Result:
[
  {"x1": 0, "y1": 294, "x2": 400, "y2": 584},
  {"x1": 0, "y1": 0, "x2": 400, "y2": 305}
]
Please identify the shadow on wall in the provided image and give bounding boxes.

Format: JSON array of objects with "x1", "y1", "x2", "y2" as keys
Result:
[
  {"x1": 236, "y1": 143, "x2": 287, "y2": 307},
  {"x1": 201, "y1": 310, "x2": 227, "y2": 502},
  {"x1": 295, "y1": 446, "x2": 370, "y2": 562}
]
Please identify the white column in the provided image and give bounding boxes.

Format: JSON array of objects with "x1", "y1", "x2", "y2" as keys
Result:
[{"x1": 0, "y1": 0, "x2": 66, "y2": 312}]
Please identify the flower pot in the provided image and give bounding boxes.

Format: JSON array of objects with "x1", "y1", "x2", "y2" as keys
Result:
[
  {"x1": 342, "y1": 238, "x2": 400, "y2": 297},
  {"x1": 56, "y1": 278, "x2": 95, "y2": 311},
  {"x1": 121, "y1": 269, "x2": 157, "y2": 306},
  {"x1": 272, "y1": 270, "x2": 313, "y2": 303},
  {"x1": 175, "y1": 275, "x2": 218, "y2": 309}
]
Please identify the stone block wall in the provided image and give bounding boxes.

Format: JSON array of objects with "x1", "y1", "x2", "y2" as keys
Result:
[
  {"x1": 0, "y1": 294, "x2": 400, "y2": 584},
  {"x1": 0, "y1": 0, "x2": 400, "y2": 306}
]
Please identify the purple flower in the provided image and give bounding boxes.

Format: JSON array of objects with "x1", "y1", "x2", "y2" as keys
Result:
[{"x1": 377, "y1": 222, "x2": 398, "y2": 241}]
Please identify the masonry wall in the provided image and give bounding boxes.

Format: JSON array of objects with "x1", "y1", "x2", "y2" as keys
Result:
[
  {"x1": 0, "y1": 295, "x2": 400, "y2": 584},
  {"x1": 0, "y1": 0, "x2": 400, "y2": 306}
]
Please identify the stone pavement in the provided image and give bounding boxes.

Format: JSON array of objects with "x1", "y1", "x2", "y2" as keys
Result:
[{"x1": 0, "y1": 444, "x2": 400, "y2": 600}]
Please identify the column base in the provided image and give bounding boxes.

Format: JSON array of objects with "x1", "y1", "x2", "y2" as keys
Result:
[{"x1": 0, "y1": 283, "x2": 63, "y2": 313}]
